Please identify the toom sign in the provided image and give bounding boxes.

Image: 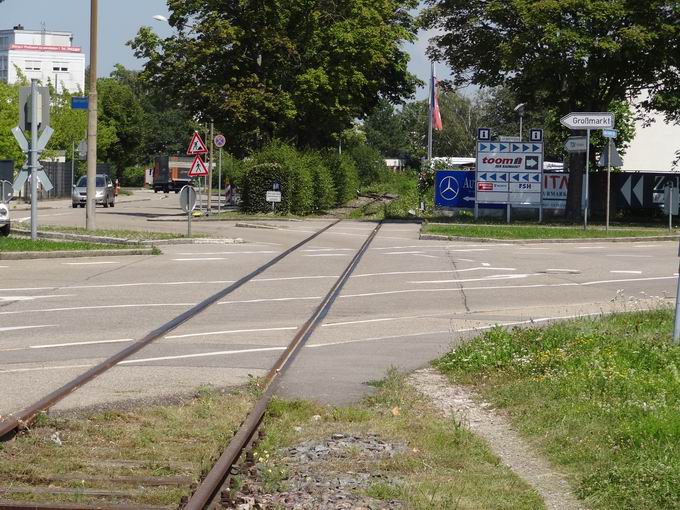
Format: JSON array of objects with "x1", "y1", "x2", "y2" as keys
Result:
[{"x1": 476, "y1": 138, "x2": 544, "y2": 206}]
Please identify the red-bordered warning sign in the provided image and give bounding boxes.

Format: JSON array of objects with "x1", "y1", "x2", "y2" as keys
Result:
[
  {"x1": 188, "y1": 155, "x2": 209, "y2": 177},
  {"x1": 186, "y1": 131, "x2": 208, "y2": 155}
]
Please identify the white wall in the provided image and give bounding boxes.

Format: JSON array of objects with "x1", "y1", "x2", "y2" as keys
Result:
[
  {"x1": 6, "y1": 49, "x2": 85, "y2": 93},
  {"x1": 623, "y1": 111, "x2": 680, "y2": 172}
]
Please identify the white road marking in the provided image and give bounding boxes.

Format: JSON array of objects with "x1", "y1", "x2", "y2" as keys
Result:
[
  {"x1": 353, "y1": 268, "x2": 516, "y2": 278},
  {"x1": 302, "y1": 248, "x2": 354, "y2": 252},
  {"x1": 414, "y1": 254, "x2": 439, "y2": 259},
  {"x1": 0, "y1": 303, "x2": 194, "y2": 316},
  {"x1": 253, "y1": 275, "x2": 337, "y2": 283},
  {"x1": 610, "y1": 270, "x2": 643, "y2": 274},
  {"x1": 303, "y1": 254, "x2": 349, "y2": 257},
  {"x1": 165, "y1": 326, "x2": 297, "y2": 339},
  {"x1": 576, "y1": 246, "x2": 606, "y2": 250},
  {"x1": 481, "y1": 263, "x2": 491, "y2": 267},
  {"x1": 219, "y1": 296, "x2": 321, "y2": 305},
  {"x1": 0, "y1": 324, "x2": 56, "y2": 333},
  {"x1": 63, "y1": 261, "x2": 120, "y2": 266},
  {"x1": 0, "y1": 312, "x2": 608, "y2": 374},
  {"x1": 457, "y1": 258, "x2": 476, "y2": 262},
  {"x1": 172, "y1": 258, "x2": 228, "y2": 261},
  {"x1": 544, "y1": 268, "x2": 580, "y2": 273},
  {"x1": 28, "y1": 338, "x2": 133, "y2": 350},
  {"x1": 607, "y1": 254, "x2": 653, "y2": 258},
  {"x1": 0, "y1": 294, "x2": 73, "y2": 302},
  {"x1": 409, "y1": 274, "x2": 532, "y2": 284},
  {"x1": 372, "y1": 245, "x2": 494, "y2": 250},
  {"x1": 176, "y1": 251, "x2": 278, "y2": 255}
]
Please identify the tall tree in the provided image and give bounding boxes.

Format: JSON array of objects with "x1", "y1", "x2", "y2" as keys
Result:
[
  {"x1": 423, "y1": 0, "x2": 680, "y2": 218},
  {"x1": 129, "y1": 0, "x2": 419, "y2": 156}
]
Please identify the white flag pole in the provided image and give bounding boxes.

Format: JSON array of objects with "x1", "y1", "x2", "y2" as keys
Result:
[{"x1": 427, "y1": 62, "x2": 434, "y2": 162}]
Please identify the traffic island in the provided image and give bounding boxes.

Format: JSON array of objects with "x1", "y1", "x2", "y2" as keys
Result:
[{"x1": 0, "y1": 237, "x2": 157, "y2": 259}]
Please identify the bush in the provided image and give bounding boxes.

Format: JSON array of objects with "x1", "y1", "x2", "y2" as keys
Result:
[
  {"x1": 122, "y1": 166, "x2": 145, "y2": 187},
  {"x1": 241, "y1": 162, "x2": 291, "y2": 213},
  {"x1": 347, "y1": 144, "x2": 389, "y2": 186},
  {"x1": 216, "y1": 153, "x2": 243, "y2": 189},
  {"x1": 304, "y1": 151, "x2": 336, "y2": 213},
  {"x1": 325, "y1": 152, "x2": 359, "y2": 206}
]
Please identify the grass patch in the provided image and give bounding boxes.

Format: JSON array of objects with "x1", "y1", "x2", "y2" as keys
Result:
[
  {"x1": 0, "y1": 237, "x2": 134, "y2": 252},
  {"x1": 434, "y1": 309, "x2": 680, "y2": 509},
  {"x1": 423, "y1": 222, "x2": 676, "y2": 239},
  {"x1": 26, "y1": 225, "x2": 183, "y2": 241},
  {"x1": 0, "y1": 388, "x2": 254, "y2": 507},
  {"x1": 257, "y1": 368, "x2": 544, "y2": 509}
]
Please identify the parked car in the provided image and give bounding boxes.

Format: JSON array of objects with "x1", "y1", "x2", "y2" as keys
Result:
[
  {"x1": 72, "y1": 174, "x2": 115, "y2": 208},
  {"x1": 0, "y1": 202, "x2": 9, "y2": 236}
]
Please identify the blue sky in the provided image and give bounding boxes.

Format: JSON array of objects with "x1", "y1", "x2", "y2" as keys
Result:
[{"x1": 0, "y1": 0, "x2": 451, "y2": 99}]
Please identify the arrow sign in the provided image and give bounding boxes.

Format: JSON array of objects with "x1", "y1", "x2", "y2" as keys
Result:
[
  {"x1": 188, "y1": 155, "x2": 209, "y2": 177},
  {"x1": 512, "y1": 174, "x2": 519, "y2": 181},
  {"x1": 560, "y1": 112, "x2": 615, "y2": 129},
  {"x1": 186, "y1": 131, "x2": 209, "y2": 155},
  {"x1": 564, "y1": 136, "x2": 587, "y2": 152}
]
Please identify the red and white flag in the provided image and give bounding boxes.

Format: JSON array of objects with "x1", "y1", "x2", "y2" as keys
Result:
[{"x1": 431, "y1": 68, "x2": 443, "y2": 131}]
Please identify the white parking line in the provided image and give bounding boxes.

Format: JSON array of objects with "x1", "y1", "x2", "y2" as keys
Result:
[
  {"x1": 0, "y1": 324, "x2": 56, "y2": 333},
  {"x1": 63, "y1": 261, "x2": 119, "y2": 266},
  {"x1": 610, "y1": 270, "x2": 643, "y2": 274},
  {"x1": 606, "y1": 254, "x2": 654, "y2": 258},
  {"x1": 0, "y1": 294, "x2": 74, "y2": 302}
]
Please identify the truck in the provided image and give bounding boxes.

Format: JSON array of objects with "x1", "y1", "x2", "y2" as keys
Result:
[{"x1": 152, "y1": 155, "x2": 195, "y2": 193}]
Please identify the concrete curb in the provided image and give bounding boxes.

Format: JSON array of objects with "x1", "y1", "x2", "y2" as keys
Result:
[
  {"x1": 235, "y1": 222, "x2": 282, "y2": 230},
  {"x1": 0, "y1": 248, "x2": 155, "y2": 260},
  {"x1": 419, "y1": 232, "x2": 680, "y2": 244},
  {"x1": 12, "y1": 228, "x2": 243, "y2": 246}
]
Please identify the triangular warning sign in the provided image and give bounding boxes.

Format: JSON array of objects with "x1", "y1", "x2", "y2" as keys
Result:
[
  {"x1": 188, "y1": 155, "x2": 209, "y2": 177},
  {"x1": 186, "y1": 131, "x2": 208, "y2": 155}
]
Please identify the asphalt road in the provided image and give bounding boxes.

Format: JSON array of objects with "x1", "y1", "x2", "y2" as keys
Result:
[{"x1": 1, "y1": 191, "x2": 677, "y2": 416}]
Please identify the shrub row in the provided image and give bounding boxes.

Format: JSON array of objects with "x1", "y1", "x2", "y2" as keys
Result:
[{"x1": 241, "y1": 142, "x2": 359, "y2": 215}]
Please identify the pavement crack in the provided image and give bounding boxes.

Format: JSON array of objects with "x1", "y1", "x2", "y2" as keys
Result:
[{"x1": 445, "y1": 249, "x2": 471, "y2": 313}]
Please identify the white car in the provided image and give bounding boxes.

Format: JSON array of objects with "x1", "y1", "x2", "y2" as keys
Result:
[{"x1": 0, "y1": 202, "x2": 9, "y2": 236}]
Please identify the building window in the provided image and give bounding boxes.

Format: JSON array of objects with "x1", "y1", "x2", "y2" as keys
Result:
[
  {"x1": 25, "y1": 61, "x2": 41, "y2": 71},
  {"x1": 53, "y1": 63, "x2": 68, "y2": 72}
]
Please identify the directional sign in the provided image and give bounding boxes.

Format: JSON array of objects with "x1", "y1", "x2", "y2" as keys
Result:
[
  {"x1": 186, "y1": 131, "x2": 209, "y2": 155},
  {"x1": 564, "y1": 136, "x2": 587, "y2": 152},
  {"x1": 477, "y1": 128, "x2": 491, "y2": 141},
  {"x1": 560, "y1": 112, "x2": 614, "y2": 130},
  {"x1": 620, "y1": 174, "x2": 644, "y2": 207},
  {"x1": 529, "y1": 129, "x2": 544, "y2": 142},
  {"x1": 214, "y1": 134, "x2": 226, "y2": 148},
  {"x1": 602, "y1": 129, "x2": 617, "y2": 139},
  {"x1": 188, "y1": 155, "x2": 209, "y2": 177}
]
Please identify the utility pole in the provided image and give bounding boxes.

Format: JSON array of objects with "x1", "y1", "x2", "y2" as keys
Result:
[
  {"x1": 208, "y1": 121, "x2": 214, "y2": 214},
  {"x1": 86, "y1": 0, "x2": 98, "y2": 230}
]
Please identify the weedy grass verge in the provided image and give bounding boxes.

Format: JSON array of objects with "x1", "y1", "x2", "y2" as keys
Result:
[{"x1": 434, "y1": 309, "x2": 680, "y2": 509}]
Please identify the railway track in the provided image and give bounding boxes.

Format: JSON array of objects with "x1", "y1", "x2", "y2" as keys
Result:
[{"x1": 0, "y1": 219, "x2": 382, "y2": 509}]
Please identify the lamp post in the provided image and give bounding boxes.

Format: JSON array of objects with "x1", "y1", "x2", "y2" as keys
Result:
[{"x1": 86, "y1": 0, "x2": 98, "y2": 230}]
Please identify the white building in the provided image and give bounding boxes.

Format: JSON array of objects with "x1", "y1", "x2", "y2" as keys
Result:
[{"x1": 0, "y1": 24, "x2": 85, "y2": 93}]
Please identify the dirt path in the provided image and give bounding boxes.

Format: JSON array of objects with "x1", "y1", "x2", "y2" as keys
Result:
[{"x1": 409, "y1": 368, "x2": 587, "y2": 510}]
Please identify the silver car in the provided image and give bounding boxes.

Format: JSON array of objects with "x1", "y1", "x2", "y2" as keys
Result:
[
  {"x1": 0, "y1": 202, "x2": 9, "y2": 236},
  {"x1": 72, "y1": 174, "x2": 115, "y2": 208}
]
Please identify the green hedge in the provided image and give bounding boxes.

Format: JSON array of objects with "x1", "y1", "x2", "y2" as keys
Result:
[
  {"x1": 305, "y1": 152, "x2": 336, "y2": 212},
  {"x1": 241, "y1": 162, "x2": 291, "y2": 213},
  {"x1": 122, "y1": 166, "x2": 145, "y2": 187},
  {"x1": 325, "y1": 152, "x2": 359, "y2": 206},
  {"x1": 347, "y1": 144, "x2": 389, "y2": 186}
]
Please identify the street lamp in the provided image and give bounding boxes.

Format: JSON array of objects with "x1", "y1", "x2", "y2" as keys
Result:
[{"x1": 514, "y1": 103, "x2": 526, "y2": 142}]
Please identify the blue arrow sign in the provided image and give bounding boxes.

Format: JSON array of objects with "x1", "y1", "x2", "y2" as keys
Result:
[
  {"x1": 499, "y1": 173, "x2": 507, "y2": 181},
  {"x1": 523, "y1": 144, "x2": 530, "y2": 151},
  {"x1": 512, "y1": 174, "x2": 519, "y2": 181},
  {"x1": 500, "y1": 144, "x2": 507, "y2": 152},
  {"x1": 480, "y1": 173, "x2": 487, "y2": 180},
  {"x1": 489, "y1": 144, "x2": 496, "y2": 151},
  {"x1": 532, "y1": 174, "x2": 540, "y2": 182},
  {"x1": 522, "y1": 174, "x2": 529, "y2": 181},
  {"x1": 532, "y1": 144, "x2": 541, "y2": 152},
  {"x1": 479, "y1": 144, "x2": 487, "y2": 152},
  {"x1": 490, "y1": 173, "x2": 497, "y2": 181}
]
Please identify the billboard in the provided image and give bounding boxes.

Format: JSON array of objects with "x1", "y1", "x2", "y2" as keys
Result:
[{"x1": 434, "y1": 170, "x2": 475, "y2": 208}]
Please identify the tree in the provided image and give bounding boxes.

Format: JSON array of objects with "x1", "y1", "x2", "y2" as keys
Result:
[
  {"x1": 423, "y1": 0, "x2": 679, "y2": 218},
  {"x1": 0, "y1": 82, "x2": 23, "y2": 169},
  {"x1": 129, "y1": 0, "x2": 419, "y2": 156},
  {"x1": 364, "y1": 100, "x2": 411, "y2": 159}
]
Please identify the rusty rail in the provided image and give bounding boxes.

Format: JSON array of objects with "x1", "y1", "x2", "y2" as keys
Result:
[
  {"x1": 183, "y1": 221, "x2": 383, "y2": 509},
  {"x1": 0, "y1": 220, "x2": 341, "y2": 441}
]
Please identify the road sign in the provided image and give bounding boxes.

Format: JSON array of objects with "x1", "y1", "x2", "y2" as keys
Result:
[
  {"x1": 70, "y1": 96, "x2": 88, "y2": 110},
  {"x1": 19, "y1": 85, "x2": 50, "y2": 132},
  {"x1": 529, "y1": 129, "x2": 544, "y2": 142},
  {"x1": 36, "y1": 169, "x2": 53, "y2": 192},
  {"x1": 11, "y1": 126, "x2": 28, "y2": 152},
  {"x1": 564, "y1": 136, "x2": 587, "y2": 152},
  {"x1": 266, "y1": 191, "x2": 282, "y2": 203},
  {"x1": 188, "y1": 155, "x2": 209, "y2": 177},
  {"x1": 434, "y1": 170, "x2": 475, "y2": 208},
  {"x1": 476, "y1": 138, "x2": 543, "y2": 206},
  {"x1": 179, "y1": 185, "x2": 197, "y2": 212},
  {"x1": 214, "y1": 134, "x2": 226, "y2": 148},
  {"x1": 78, "y1": 140, "x2": 87, "y2": 160},
  {"x1": 272, "y1": 180, "x2": 281, "y2": 192},
  {"x1": 36, "y1": 126, "x2": 54, "y2": 152},
  {"x1": 602, "y1": 128, "x2": 617, "y2": 139},
  {"x1": 477, "y1": 127, "x2": 491, "y2": 141},
  {"x1": 186, "y1": 131, "x2": 209, "y2": 155},
  {"x1": 597, "y1": 139, "x2": 624, "y2": 167},
  {"x1": 560, "y1": 112, "x2": 614, "y2": 130}
]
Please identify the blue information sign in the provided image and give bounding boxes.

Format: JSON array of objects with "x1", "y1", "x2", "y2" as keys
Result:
[
  {"x1": 434, "y1": 170, "x2": 476, "y2": 208},
  {"x1": 71, "y1": 96, "x2": 88, "y2": 110}
]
